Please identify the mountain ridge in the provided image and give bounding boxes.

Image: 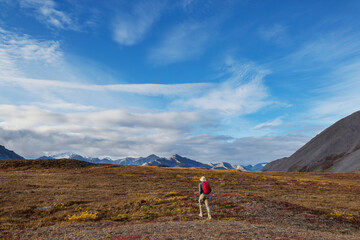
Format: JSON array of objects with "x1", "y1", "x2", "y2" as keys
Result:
[{"x1": 38, "y1": 153, "x2": 246, "y2": 170}]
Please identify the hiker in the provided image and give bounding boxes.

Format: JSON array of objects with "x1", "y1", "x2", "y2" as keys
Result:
[{"x1": 198, "y1": 176, "x2": 212, "y2": 219}]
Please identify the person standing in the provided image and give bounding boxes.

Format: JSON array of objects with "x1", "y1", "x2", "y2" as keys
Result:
[{"x1": 198, "y1": 176, "x2": 212, "y2": 219}]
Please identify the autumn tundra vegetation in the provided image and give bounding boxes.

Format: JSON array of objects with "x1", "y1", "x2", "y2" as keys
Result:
[{"x1": 1, "y1": 159, "x2": 360, "y2": 239}]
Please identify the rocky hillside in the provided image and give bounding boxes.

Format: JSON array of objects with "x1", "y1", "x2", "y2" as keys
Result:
[
  {"x1": 0, "y1": 145, "x2": 23, "y2": 159},
  {"x1": 262, "y1": 111, "x2": 360, "y2": 172}
]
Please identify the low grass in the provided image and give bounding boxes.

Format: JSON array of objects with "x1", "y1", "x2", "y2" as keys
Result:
[{"x1": 1, "y1": 159, "x2": 360, "y2": 235}]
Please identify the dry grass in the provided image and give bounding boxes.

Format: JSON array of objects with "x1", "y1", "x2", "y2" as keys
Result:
[{"x1": 1, "y1": 159, "x2": 360, "y2": 237}]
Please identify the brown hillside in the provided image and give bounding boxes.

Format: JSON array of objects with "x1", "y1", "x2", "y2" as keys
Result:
[{"x1": 0, "y1": 159, "x2": 94, "y2": 170}]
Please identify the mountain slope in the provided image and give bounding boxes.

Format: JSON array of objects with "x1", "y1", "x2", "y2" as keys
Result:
[
  {"x1": 0, "y1": 145, "x2": 24, "y2": 159},
  {"x1": 262, "y1": 111, "x2": 360, "y2": 172}
]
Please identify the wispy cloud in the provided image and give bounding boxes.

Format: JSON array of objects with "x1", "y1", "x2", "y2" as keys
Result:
[
  {"x1": 0, "y1": 76, "x2": 212, "y2": 97},
  {"x1": 258, "y1": 24, "x2": 288, "y2": 45},
  {"x1": 112, "y1": 1, "x2": 165, "y2": 46},
  {"x1": 310, "y1": 62, "x2": 360, "y2": 121},
  {"x1": 253, "y1": 117, "x2": 284, "y2": 130},
  {"x1": 284, "y1": 30, "x2": 360, "y2": 70},
  {"x1": 1, "y1": 38, "x2": 61, "y2": 66},
  {"x1": 0, "y1": 26, "x2": 63, "y2": 80},
  {"x1": 299, "y1": 31, "x2": 360, "y2": 120},
  {"x1": 177, "y1": 59, "x2": 273, "y2": 115},
  {"x1": 271, "y1": 29, "x2": 360, "y2": 128},
  {"x1": 19, "y1": 0, "x2": 74, "y2": 30},
  {"x1": 148, "y1": 21, "x2": 211, "y2": 65}
]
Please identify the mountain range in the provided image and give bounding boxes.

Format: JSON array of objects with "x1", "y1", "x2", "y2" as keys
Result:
[
  {"x1": 262, "y1": 110, "x2": 360, "y2": 172},
  {"x1": 0, "y1": 144, "x2": 269, "y2": 171},
  {"x1": 38, "y1": 152, "x2": 246, "y2": 170}
]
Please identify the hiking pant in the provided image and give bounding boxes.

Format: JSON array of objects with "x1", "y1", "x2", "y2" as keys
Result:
[{"x1": 199, "y1": 193, "x2": 212, "y2": 218}]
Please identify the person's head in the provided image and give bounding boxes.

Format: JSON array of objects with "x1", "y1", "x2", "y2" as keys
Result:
[{"x1": 200, "y1": 176, "x2": 207, "y2": 182}]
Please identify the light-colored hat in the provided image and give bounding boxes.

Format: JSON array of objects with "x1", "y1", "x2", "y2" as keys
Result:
[{"x1": 200, "y1": 176, "x2": 207, "y2": 182}]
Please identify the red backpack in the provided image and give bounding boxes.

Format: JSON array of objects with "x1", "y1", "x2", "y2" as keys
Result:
[{"x1": 202, "y1": 182, "x2": 211, "y2": 194}]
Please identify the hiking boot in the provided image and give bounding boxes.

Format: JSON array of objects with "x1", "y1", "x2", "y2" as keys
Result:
[{"x1": 199, "y1": 214, "x2": 203, "y2": 218}]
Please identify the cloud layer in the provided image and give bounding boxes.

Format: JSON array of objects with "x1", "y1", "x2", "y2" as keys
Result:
[{"x1": 0, "y1": 104, "x2": 309, "y2": 164}]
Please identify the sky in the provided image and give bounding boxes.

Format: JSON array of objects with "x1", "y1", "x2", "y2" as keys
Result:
[{"x1": 0, "y1": 0, "x2": 360, "y2": 165}]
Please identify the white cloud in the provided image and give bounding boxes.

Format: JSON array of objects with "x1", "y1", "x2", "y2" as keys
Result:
[
  {"x1": 177, "y1": 60, "x2": 272, "y2": 115},
  {"x1": 0, "y1": 104, "x2": 206, "y2": 159},
  {"x1": 0, "y1": 105, "x2": 202, "y2": 132},
  {"x1": 19, "y1": 0, "x2": 74, "y2": 30},
  {"x1": 148, "y1": 21, "x2": 211, "y2": 65},
  {"x1": 112, "y1": 1, "x2": 165, "y2": 46},
  {"x1": 104, "y1": 82, "x2": 212, "y2": 96},
  {"x1": 253, "y1": 117, "x2": 283, "y2": 130},
  {"x1": 33, "y1": 101, "x2": 98, "y2": 111},
  {"x1": 0, "y1": 27, "x2": 62, "y2": 74},
  {"x1": 0, "y1": 104, "x2": 309, "y2": 164},
  {"x1": 0, "y1": 76, "x2": 212, "y2": 97}
]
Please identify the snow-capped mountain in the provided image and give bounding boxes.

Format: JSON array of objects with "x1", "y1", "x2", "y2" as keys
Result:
[
  {"x1": 115, "y1": 154, "x2": 161, "y2": 165},
  {"x1": 208, "y1": 162, "x2": 245, "y2": 171},
  {"x1": 143, "y1": 154, "x2": 211, "y2": 168},
  {"x1": 38, "y1": 153, "x2": 113, "y2": 164},
  {"x1": 243, "y1": 162, "x2": 268, "y2": 171},
  {"x1": 37, "y1": 152, "x2": 262, "y2": 171}
]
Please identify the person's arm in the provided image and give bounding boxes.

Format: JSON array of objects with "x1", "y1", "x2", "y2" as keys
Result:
[{"x1": 199, "y1": 183, "x2": 203, "y2": 195}]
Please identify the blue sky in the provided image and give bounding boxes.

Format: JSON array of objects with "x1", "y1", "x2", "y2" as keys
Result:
[{"x1": 0, "y1": 0, "x2": 359, "y2": 164}]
